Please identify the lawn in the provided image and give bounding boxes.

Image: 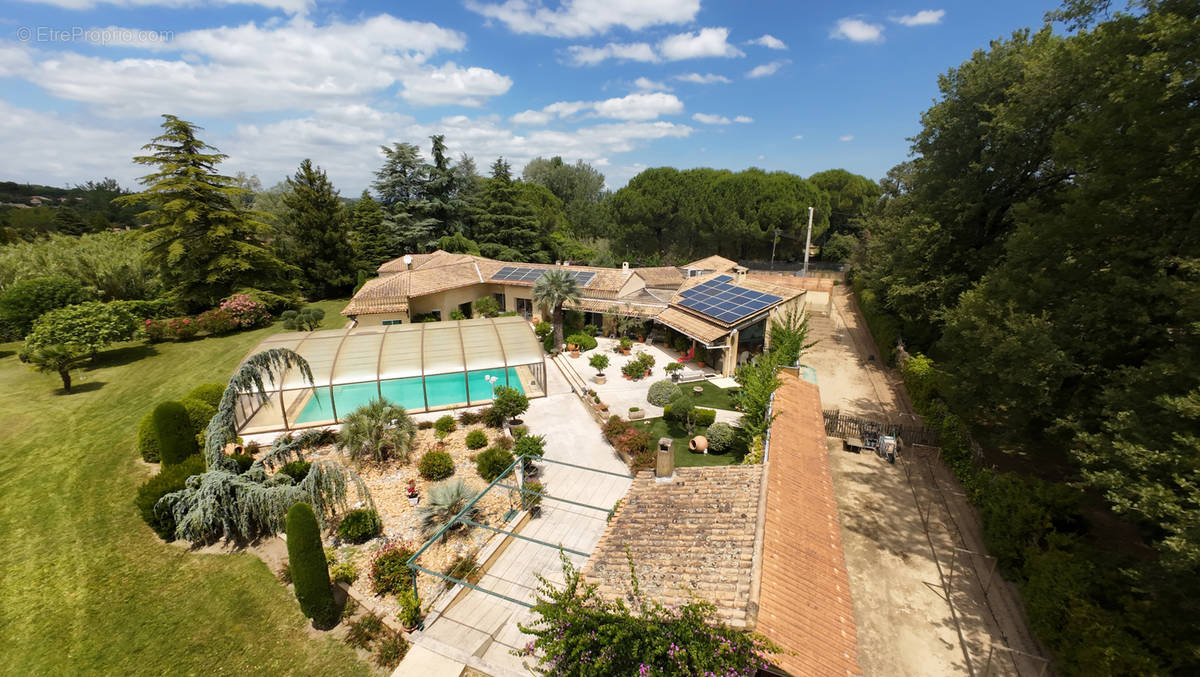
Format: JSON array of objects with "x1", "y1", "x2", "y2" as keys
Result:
[
  {"x1": 633, "y1": 416, "x2": 746, "y2": 468},
  {"x1": 0, "y1": 299, "x2": 372, "y2": 675},
  {"x1": 680, "y1": 379, "x2": 739, "y2": 411}
]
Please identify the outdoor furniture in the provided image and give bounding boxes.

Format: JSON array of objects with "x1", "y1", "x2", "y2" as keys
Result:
[
  {"x1": 677, "y1": 369, "x2": 706, "y2": 383},
  {"x1": 692, "y1": 385, "x2": 704, "y2": 394},
  {"x1": 843, "y1": 437, "x2": 863, "y2": 453},
  {"x1": 677, "y1": 347, "x2": 694, "y2": 362}
]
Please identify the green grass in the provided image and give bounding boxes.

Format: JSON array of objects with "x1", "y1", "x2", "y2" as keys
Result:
[
  {"x1": 0, "y1": 299, "x2": 370, "y2": 675},
  {"x1": 676, "y1": 379, "x2": 738, "y2": 411},
  {"x1": 633, "y1": 417, "x2": 746, "y2": 467}
]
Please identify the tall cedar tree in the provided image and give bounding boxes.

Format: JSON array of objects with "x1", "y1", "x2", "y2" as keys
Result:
[
  {"x1": 422, "y1": 135, "x2": 471, "y2": 238},
  {"x1": 373, "y1": 142, "x2": 437, "y2": 252},
  {"x1": 281, "y1": 159, "x2": 356, "y2": 298},
  {"x1": 469, "y1": 158, "x2": 541, "y2": 262},
  {"x1": 120, "y1": 115, "x2": 295, "y2": 310},
  {"x1": 347, "y1": 190, "x2": 394, "y2": 271}
]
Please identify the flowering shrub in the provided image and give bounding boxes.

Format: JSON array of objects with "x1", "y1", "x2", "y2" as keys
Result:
[
  {"x1": 143, "y1": 318, "x2": 170, "y2": 342},
  {"x1": 219, "y1": 293, "x2": 271, "y2": 328},
  {"x1": 516, "y1": 553, "x2": 779, "y2": 676},
  {"x1": 196, "y1": 307, "x2": 239, "y2": 335},
  {"x1": 166, "y1": 317, "x2": 198, "y2": 339},
  {"x1": 370, "y1": 540, "x2": 415, "y2": 596}
]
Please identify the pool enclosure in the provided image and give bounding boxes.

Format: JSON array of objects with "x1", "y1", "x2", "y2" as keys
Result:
[{"x1": 233, "y1": 316, "x2": 547, "y2": 434}]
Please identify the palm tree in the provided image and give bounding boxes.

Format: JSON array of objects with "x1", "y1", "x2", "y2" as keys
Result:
[
  {"x1": 532, "y1": 269, "x2": 581, "y2": 351},
  {"x1": 337, "y1": 398, "x2": 417, "y2": 464},
  {"x1": 25, "y1": 343, "x2": 90, "y2": 393},
  {"x1": 417, "y1": 478, "x2": 480, "y2": 538}
]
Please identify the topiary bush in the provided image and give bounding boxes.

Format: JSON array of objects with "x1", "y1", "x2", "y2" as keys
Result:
[
  {"x1": 694, "y1": 408, "x2": 717, "y2": 427},
  {"x1": 705, "y1": 422, "x2": 736, "y2": 453},
  {"x1": 286, "y1": 502, "x2": 336, "y2": 628},
  {"x1": 434, "y1": 414, "x2": 456, "y2": 435},
  {"x1": 491, "y1": 386, "x2": 529, "y2": 422},
  {"x1": 464, "y1": 429, "x2": 488, "y2": 450},
  {"x1": 566, "y1": 332, "x2": 597, "y2": 351},
  {"x1": 137, "y1": 411, "x2": 160, "y2": 462},
  {"x1": 134, "y1": 454, "x2": 206, "y2": 540},
  {"x1": 337, "y1": 508, "x2": 382, "y2": 544},
  {"x1": 279, "y1": 459, "x2": 311, "y2": 483},
  {"x1": 153, "y1": 400, "x2": 198, "y2": 466},
  {"x1": 185, "y1": 382, "x2": 226, "y2": 409},
  {"x1": 476, "y1": 446, "x2": 515, "y2": 482},
  {"x1": 179, "y1": 397, "x2": 217, "y2": 438},
  {"x1": 370, "y1": 541, "x2": 415, "y2": 596},
  {"x1": 647, "y1": 380, "x2": 682, "y2": 407},
  {"x1": 418, "y1": 449, "x2": 455, "y2": 481}
]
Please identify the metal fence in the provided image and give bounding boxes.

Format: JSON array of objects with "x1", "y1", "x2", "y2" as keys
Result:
[{"x1": 822, "y1": 409, "x2": 940, "y2": 447}]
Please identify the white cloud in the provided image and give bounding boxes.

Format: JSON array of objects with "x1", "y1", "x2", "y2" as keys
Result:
[
  {"x1": 674, "y1": 72, "x2": 731, "y2": 84},
  {"x1": 8, "y1": 15, "x2": 512, "y2": 115},
  {"x1": 20, "y1": 0, "x2": 311, "y2": 15},
  {"x1": 692, "y1": 113, "x2": 730, "y2": 125},
  {"x1": 746, "y1": 60, "x2": 787, "y2": 78},
  {"x1": 592, "y1": 92, "x2": 684, "y2": 120},
  {"x1": 565, "y1": 42, "x2": 658, "y2": 66},
  {"x1": 893, "y1": 9, "x2": 945, "y2": 26},
  {"x1": 465, "y1": 0, "x2": 700, "y2": 38},
  {"x1": 793, "y1": 134, "x2": 804, "y2": 139},
  {"x1": 734, "y1": 115, "x2": 753, "y2": 124},
  {"x1": 0, "y1": 43, "x2": 35, "y2": 77},
  {"x1": 747, "y1": 34, "x2": 787, "y2": 50},
  {"x1": 658, "y1": 27, "x2": 744, "y2": 61},
  {"x1": 0, "y1": 100, "x2": 146, "y2": 186},
  {"x1": 831, "y1": 18, "x2": 884, "y2": 43},
  {"x1": 632, "y1": 76, "x2": 670, "y2": 91},
  {"x1": 510, "y1": 109, "x2": 553, "y2": 125},
  {"x1": 839, "y1": 135, "x2": 854, "y2": 141}
]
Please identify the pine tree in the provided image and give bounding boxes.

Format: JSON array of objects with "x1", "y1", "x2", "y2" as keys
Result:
[
  {"x1": 280, "y1": 159, "x2": 356, "y2": 299},
  {"x1": 469, "y1": 158, "x2": 541, "y2": 261},
  {"x1": 423, "y1": 135, "x2": 471, "y2": 240},
  {"x1": 373, "y1": 142, "x2": 437, "y2": 252},
  {"x1": 119, "y1": 115, "x2": 295, "y2": 310},
  {"x1": 347, "y1": 191, "x2": 394, "y2": 271}
]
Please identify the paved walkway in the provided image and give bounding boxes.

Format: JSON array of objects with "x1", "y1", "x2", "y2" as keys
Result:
[{"x1": 414, "y1": 359, "x2": 632, "y2": 675}]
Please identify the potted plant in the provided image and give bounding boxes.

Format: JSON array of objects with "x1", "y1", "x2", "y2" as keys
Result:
[
  {"x1": 619, "y1": 337, "x2": 632, "y2": 355},
  {"x1": 628, "y1": 406, "x2": 644, "y2": 420},
  {"x1": 524, "y1": 480, "x2": 544, "y2": 516},
  {"x1": 398, "y1": 589, "x2": 421, "y2": 632},
  {"x1": 589, "y1": 353, "x2": 609, "y2": 384},
  {"x1": 639, "y1": 352, "x2": 656, "y2": 377},
  {"x1": 665, "y1": 362, "x2": 683, "y2": 382},
  {"x1": 406, "y1": 479, "x2": 419, "y2": 506}
]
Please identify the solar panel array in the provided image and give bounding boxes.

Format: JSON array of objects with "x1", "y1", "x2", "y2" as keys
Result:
[
  {"x1": 677, "y1": 275, "x2": 782, "y2": 324},
  {"x1": 492, "y1": 265, "x2": 597, "y2": 287}
]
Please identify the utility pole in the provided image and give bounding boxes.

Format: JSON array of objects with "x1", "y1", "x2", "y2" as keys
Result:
[
  {"x1": 769, "y1": 228, "x2": 780, "y2": 271},
  {"x1": 802, "y1": 206, "x2": 814, "y2": 277}
]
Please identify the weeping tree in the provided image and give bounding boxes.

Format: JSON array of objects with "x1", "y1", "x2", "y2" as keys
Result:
[{"x1": 158, "y1": 348, "x2": 373, "y2": 544}]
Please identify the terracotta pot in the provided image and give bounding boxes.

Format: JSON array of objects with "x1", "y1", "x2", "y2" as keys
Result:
[
  {"x1": 567, "y1": 343, "x2": 577, "y2": 351},
  {"x1": 570, "y1": 350, "x2": 580, "y2": 358},
  {"x1": 644, "y1": 369, "x2": 651, "y2": 377},
  {"x1": 689, "y1": 435, "x2": 709, "y2": 453},
  {"x1": 620, "y1": 348, "x2": 630, "y2": 355}
]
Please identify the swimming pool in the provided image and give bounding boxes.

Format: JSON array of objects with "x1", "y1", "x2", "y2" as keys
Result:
[{"x1": 294, "y1": 367, "x2": 524, "y2": 424}]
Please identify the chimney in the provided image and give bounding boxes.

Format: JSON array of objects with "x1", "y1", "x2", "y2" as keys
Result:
[
  {"x1": 622, "y1": 261, "x2": 630, "y2": 275},
  {"x1": 403, "y1": 254, "x2": 413, "y2": 270},
  {"x1": 655, "y1": 437, "x2": 675, "y2": 480},
  {"x1": 736, "y1": 268, "x2": 746, "y2": 283}
]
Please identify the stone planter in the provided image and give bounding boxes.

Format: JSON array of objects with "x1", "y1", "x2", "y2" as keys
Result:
[
  {"x1": 595, "y1": 375, "x2": 606, "y2": 385},
  {"x1": 629, "y1": 409, "x2": 644, "y2": 420},
  {"x1": 689, "y1": 435, "x2": 709, "y2": 454},
  {"x1": 408, "y1": 496, "x2": 419, "y2": 507}
]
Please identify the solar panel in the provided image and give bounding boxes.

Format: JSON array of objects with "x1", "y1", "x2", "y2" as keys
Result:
[
  {"x1": 492, "y1": 266, "x2": 596, "y2": 287},
  {"x1": 677, "y1": 276, "x2": 782, "y2": 324}
]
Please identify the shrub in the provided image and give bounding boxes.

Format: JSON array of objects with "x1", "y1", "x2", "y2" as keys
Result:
[
  {"x1": 742, "y1": 435, "x2": 765, "y2": 465},
  {"x1": 542, "y1": 332, "x2": 555, "y2": 353},
  {"x1": 345, "y1": 613, "x2": 384, "y2": 650},
  {"x1": 418, "y1": 449, "x2": 455, "y2": 481},
  {"x1": 370, "y1": 541, "x2": 415, "y2": 596},
  {"x1": 474, "y1": 296, "x2": 501, "y2": 318},
  {"x1": 589, "y1": 353, "x2": 609, "y2": 375},
  {"x1": 614, "y1": 427, "x2": 652, "y2": 458},
  {"x1": 286, "y1": 502, "x2": 336, "y2": 627},
  {"x1": 523, "y1": 479, "x2": 545, "y2": 512},
  {"x1": 602, "y1": 415, "x2": 631, "y2": 442},
  {"x1": 417, "y1": 420, "x2": 433, "y2": 430},
  {"x1": 457, "y1": 409, "x2": 481, "y2": 425},
  {"x1": 179, "y1": 397, "x2": 217, "y2": 438},
  {"x1": 137, "y1": 411, "x2": 160, "y2": 462},
  {"x1": 491, "y1": 386, "x2": 529, "y2": 422},
  {"x1": 464, "y1": 429, "x2": 488, "y2": 450},
  {"x1": 153, "y1": 401, "x2": 198, "y2": 466},
  {"x1": 219, "y1": 293, "x2": 271, "y2": 328},
  {"x1": 374, "y1": 632, "x2": 409, "y2": 669},
  {"x1": 637, "y1": 352, "x2": 656, "y2": 371},
  {"x1": 565, "y1": 332, "x2": 597, "y2": 351},
  {"x1": 476, "y1": 446, "x2": 515, "y2": 482},
  {"x1": 621, "y1": 359, "x2": 645, "y2": 379},
  {"x1": 281, "y1": 307, "x2": 325, "y2": 331},
  {"x1": 630, "y1": 450, "x2": 655, "y2": 472},
  {"x1": 0, "y1": 276, "x2": 94, "y2": 337},
  {"x1": 167, "y1": 316, "x2": 199, "y2": 339},
  {"x1": 185, "y1": 382, "x2": 226, "y2": 409},
  {"x1": 22, "y1": 299, "x2": 140, "y2": 355},
  {"x1": 665, "y1": 394, "x2": 694, "y2": 423},
  {"x1": 443, "y1": 555, "x2": 478, "y2": 590},
  {"x1": 142, "y1": 318, "x2": 170, "y2": 342},
  {"x1": 244, "y1": 440, "x2": 260, "y2": 455},
  {"x1": 480, "y1": 406, "x2": 507, "y2": 428},
  {"x1": 664, "y1": 361, "x2": 683, "y2": 374},
  {"x1": 398, "y1": 588, "x2": 421, "y2": 628},
  {"x1": 533, "y1": 321, "x2": 552, "y2": 339},
  {"x1": 583, "y1": 323, "x2": 600, "y2": 337},
  {"x1": 694, "y1": 408, "x2": 717, "y2": 427},
  {"x1": 513, "y1": 434, "x2": 546, "y2": 459},
  {"x1": 279, "y1": 459, "x2": 311, "y2": 483},
  {"x1": 433, "y1": 415, "x2": 456, "y2": 435},
  {"x1": 134, "y1": 454, "x2": 206, "y2": 539},
  {"x1": 228, "y1": 453, "x2": 254, "y2": 473},
  {"x1": 341, "y1": 596, "x2": 358, "y2": 620},
  {"x1": 338, "y1": 399, "x2": 417, "y2": 464},
  {"x1": 331, "y1": 560, "x2": 359, "y2": 585},
  {"x1": 417, "y1": 479, "x2": 480, "y2": 538},
  {"x1": 232, "y1": 287, "x2": 301, "y2": 314},
  {"x1": 277, "y1": 562, "x2": 292, "y2": 584},
  {"x1": 337, "y1": 508, "x2": 383, "y2": 544},
  {"x1": 510, "y1": 424, "x2": 528, "y2": 438},
  {"x1": 495, "y1": 435, "x2": 514, "y2": 450},
  {"x1": 706, "y1": 422, "x2": 736, "y2": 452},
  {"x1": 448, "y1": 309, "x2": 466, "y2": 321},
  {"x1": 196, "y1": 307, "x2": 239, "y2": 335},
  {"x1": 647, "y1": 380, "x2": 682, "y2": 406}
]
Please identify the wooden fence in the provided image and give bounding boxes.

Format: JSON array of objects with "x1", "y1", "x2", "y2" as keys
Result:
[{"x1": 822, "y1": 410, "x2": 940, "y2": 447}]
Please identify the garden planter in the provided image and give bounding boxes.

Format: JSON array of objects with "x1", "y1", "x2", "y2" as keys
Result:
[
  {"x1": 570, "y1": 350, "x2": 580, "y2": 358},
  {"x1": 645, "y1": 369, "x2": 652, "y2": 377},
  {"x1": 595, "y1": 375, "x2": 606, "y2": 385},
  {"x1": 671, "y1": 373, "x2": 680, "y2": 382},
  {"x1": 620, "y1": 348, "x2": 631, "y2": 355},
  {"x1": 629, "y1": 409, "x2": 644, "y2": 420},
  {"x1": 567, "y1": 343, "x2": 577, "y2": 351},
  {"x1": 408, "y1": 496, "x2": 419, "y2": 507},
  {"x1": 689, "y1": 435, "x2": 709, "y2": 454},
  {"x1": 693, "y1": 386, "x2": 704, "y2": 394}
]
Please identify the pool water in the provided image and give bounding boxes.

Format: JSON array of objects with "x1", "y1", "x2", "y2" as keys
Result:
[{"x1": 295, "y1": 367, "x2": 523, "y2": 424}]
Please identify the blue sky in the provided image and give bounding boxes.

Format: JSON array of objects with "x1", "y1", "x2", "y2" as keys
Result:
[{"x1": 1, "y1": 0, "x2": 1052, "y2": 193}]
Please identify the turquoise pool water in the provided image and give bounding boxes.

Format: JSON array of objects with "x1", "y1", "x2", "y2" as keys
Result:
[{"x1": 295, "y1": 367, "x2": 523, "y2": 424}]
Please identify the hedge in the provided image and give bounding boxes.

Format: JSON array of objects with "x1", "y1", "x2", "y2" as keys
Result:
[
  {"x1": 134, "y1": 454, "x2": 206, "y2": 539},
  {"x1": 185, "y1": 382, "x2": 226, "y2": 409},
  {"x1": 153, "y1": 401, "x2": 198, "y2": 466},
  {"x1": 647, "y1": 380, "x2": 681, "y2": 407},
  {"x1": 286, "y1": 502, "x2": 336, "y2": 628},
  {"x1": 179, "y1": 397, "x2": 217, "y2": 438},
  {"x1": 137, "y1": 412, "x2": 160, "y2": 462}
]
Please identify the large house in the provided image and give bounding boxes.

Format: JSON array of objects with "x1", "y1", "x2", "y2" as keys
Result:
[{"x1": 342, "y1": 251, "x2": 816, "y2": 376}]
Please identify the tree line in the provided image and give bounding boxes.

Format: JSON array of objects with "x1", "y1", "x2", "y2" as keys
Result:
[{"x1": 851, "y1": 1, "x2": 1199, "y2": 673}]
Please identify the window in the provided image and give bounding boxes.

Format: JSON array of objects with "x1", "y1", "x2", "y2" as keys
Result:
[
  {"x1": 381, "y1": 319, "x2": 404, "y2": 326},
  {"x1": 493, "y1": 292, "x2": 506, "y2": 311},
  {"x1": 515, "y1": 298, "x2": 533, "y2": 319}
]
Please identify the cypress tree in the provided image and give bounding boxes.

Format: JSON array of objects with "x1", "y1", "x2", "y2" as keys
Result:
[
  {"x1": 153, "y1": 400, "x2": 198, "y2": 467},
  {"x1": 285, "y1": 502, "x2": 335, "y2": 627}
]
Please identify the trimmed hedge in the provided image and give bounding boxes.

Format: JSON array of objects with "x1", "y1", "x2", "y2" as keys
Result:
[
  {"x1": 153, "y1": 401, "x2": 198, "y2": 466},
  {"x1": 286, "y1": 502, "x2": 336, "y2": 627},
  {"x1": 694, "y1": 408, "x2": 717, "y2": 427},
  {"x1": 464, "y1": 429, "x2": 488, "y2": 450},
  {"x1": 418, "y1": 450, "x2": 455, "y2": 481},
  {"x1": 337, "y1": 508, "x2": 382, "y2": 544},
  {"x1": 179, "y1": 397, "x2": 216, "y2": 438},
  {"x1": 647, "y1": 380, "x2": 681, "y2": 407},
  {"x1": 185, "y1": 382, "x2": 226, "y2": 409},
  {"x1": 476, "y1": 446, "x2": 514, "y2": 482},
  {"x1": 137, "y1": 412, "x2": 160, "y2": 463},
  {"x1": 135, "y1": 454, "x2": 206, "y2": 540}
]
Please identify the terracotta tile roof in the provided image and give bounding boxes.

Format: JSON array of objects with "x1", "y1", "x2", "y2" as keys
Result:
[
  {"x1": 744, "y1": 273, "x2": 834, "y2": 293},
  {"x1": 655, "y1": 306, "x2": 729, "y2": 344},
  {"x1": 377, "y1": 250, "x2": 475, "y2": 274},
  {"x1": 582, "y1": 466, "x2": 765, "y2": 628},
  {"x1": 682, "y1": 254, "x2": 739, "y2": 272},
  {"x1": 341, "y1": 274, "x2": 409, "y2": 315},
  {"x1": 564, "y1": 297, "x2": 665, "y2": 318},
  {"x1": 343, "y1": 259, "x2": 487, "y2": 316},
  {"x1": 758, "y1": 372, "x2": 862, "y2": 677},
  {"x1": 633, "y1": 266, "x2": 684, "y2": 288}
]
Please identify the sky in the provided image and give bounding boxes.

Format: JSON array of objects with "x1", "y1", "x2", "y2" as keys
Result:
[{"x1": 1, "y1": 0, "x2": 1054, "y2": 193}]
